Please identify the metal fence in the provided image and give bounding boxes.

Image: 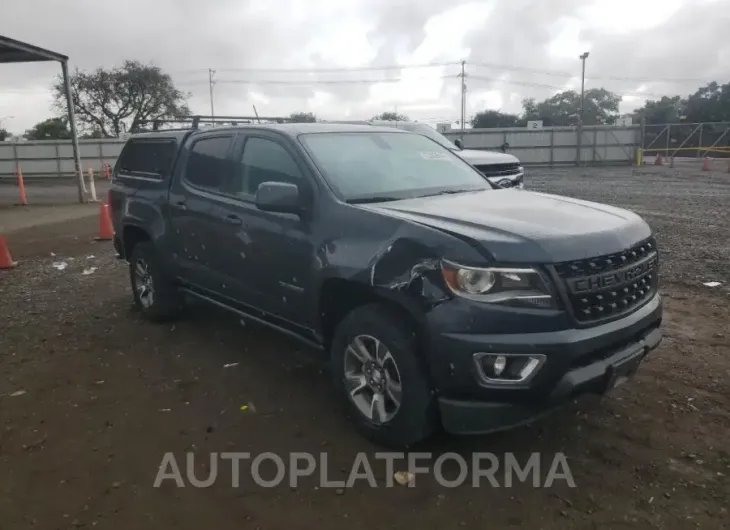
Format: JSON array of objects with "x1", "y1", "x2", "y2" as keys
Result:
[
  {"x1": 8, "y1": 122, "x2": 726, "y2": 178},
  {"x1": 642, "y1": 122, "x2": 730, "y2": 159},
  {"x1": 0, "y1": 139, "x2": 125, "y2": 179},
  {"x1": 443, "y1": 125, "x2": 640, "y2": 166}
]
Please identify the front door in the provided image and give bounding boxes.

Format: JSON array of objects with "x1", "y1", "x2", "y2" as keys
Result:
[{"x1": 217, "y1": 131, "x2": 317, "y2": 327}]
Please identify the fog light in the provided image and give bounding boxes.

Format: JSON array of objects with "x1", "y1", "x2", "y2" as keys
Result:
[
  {"x1": 493, "y1": 355, "x2": 507, "y2": 376},
  {"x1": 474, "y1": 353, "x2": 546, "y2": 385}
]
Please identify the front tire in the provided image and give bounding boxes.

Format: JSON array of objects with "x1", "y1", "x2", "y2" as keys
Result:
[
  {"x1": 330, "y1": 304, "x2": 437, "y2": 447},
  {"x1": 129, "y1": 241, "x2": 184, "y2": 322}
]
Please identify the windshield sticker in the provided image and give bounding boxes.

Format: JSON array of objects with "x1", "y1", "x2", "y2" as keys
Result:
[{"x1": 420, "y1": 151, "x2": 450, "y2": 161}]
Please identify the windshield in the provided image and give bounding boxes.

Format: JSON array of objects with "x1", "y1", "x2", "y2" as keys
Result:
[
  {"x1": 299, "y1": 132, "x2": 490, "y2": 202},
  {"x1": 398, "y1": 123, "x2": 458, "y2": 150}
]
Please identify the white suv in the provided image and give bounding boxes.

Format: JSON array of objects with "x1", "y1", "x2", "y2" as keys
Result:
[{"x1": 369, "y1": 120, "x2": 524, "y2": 189}]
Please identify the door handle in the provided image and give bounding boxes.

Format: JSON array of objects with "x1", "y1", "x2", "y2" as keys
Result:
[
  {"x1": 175, "y1": 200, "x2": 187, "y2": 210},
  {"x1": 224, "y1": 214, "x2": 242, "y2": 225}
]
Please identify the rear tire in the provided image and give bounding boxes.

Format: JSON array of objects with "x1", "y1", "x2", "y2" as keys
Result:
[
  {"x1": 330, "y1": 304, "x2": 437, "y2": 448},
  {"x1": 129, "y1": 241, "x2": 184, "y2": 322}
]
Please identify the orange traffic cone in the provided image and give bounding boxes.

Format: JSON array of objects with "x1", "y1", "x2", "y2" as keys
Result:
[
  {"x1": 0, "y1": 236, "x2": 15, "y2": 269},
  {"x1": 702, "y1": 157, "x2": 712, "y2": 171},
  {"x1": 653, "y1": 153, "x2": 663, "y2": 165},
  {"x1": 16, "y1": 166, "x2": 27, "y2": 206},
  {"x1": 97, "y1": 202, "x2": 114, "y2": 241}
]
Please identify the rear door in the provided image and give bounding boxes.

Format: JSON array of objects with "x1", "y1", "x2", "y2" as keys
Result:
[{"x1": 168, "y1": 132, "x2": 236, "y2": 294}]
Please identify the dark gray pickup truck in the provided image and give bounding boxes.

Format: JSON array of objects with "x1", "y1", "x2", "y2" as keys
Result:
[{"x1": 109, "y1": 122, "x2": 662, "y2": 447}]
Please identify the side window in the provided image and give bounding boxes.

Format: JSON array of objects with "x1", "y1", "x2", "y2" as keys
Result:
[
  {"x1": 231, "y1": 137, "x2": 303, "y2": 197},
  {"x1": 184, "y1": 136, "x2": 233, "y2": 191},
  {"x1": 117, "y1": 139, "x2": 176, "y2": 178}
]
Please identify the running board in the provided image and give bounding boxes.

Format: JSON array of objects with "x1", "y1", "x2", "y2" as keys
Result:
[{"x1": 180, "y1": 288, "x2": 324, "y2": 351}]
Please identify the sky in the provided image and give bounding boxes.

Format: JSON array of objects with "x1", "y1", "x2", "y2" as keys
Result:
[{"x1": 1, "y1": 0, "x2": 729, "y2": 134}]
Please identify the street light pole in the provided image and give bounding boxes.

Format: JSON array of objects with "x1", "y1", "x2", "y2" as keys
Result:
[
  {"x1": 577, "y1": 51, "x2": 590, "y2": 166},
  {"x1": 0, "y1": 115, "x2": 14, "y2": 129},
  {"x1": 208, "y1": 68, "x2": 216, "y2": 119}
]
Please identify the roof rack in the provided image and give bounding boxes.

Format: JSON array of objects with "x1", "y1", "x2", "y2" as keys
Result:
[{"x1": 137, "y1": 115, "x2": 294, "y2": 131}]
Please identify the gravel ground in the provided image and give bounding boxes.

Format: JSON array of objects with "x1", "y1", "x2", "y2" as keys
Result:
[
  {"x1": 529, "y1": 165, "x2": 730, "y2": 288},
  {"x1": 0, "y1": 180, "x2": 110, "y2": 208},
  {"x1": 0, "y1": 167, "x2": 728, "y2": 530}
]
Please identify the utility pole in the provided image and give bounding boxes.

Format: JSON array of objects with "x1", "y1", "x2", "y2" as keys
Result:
[
  {"x1": 577, "y1": 52, "x2": 590, "y2": 166},
  {"x1": 460, "y1": 60, "x2": 467, "y2": 137},
  {"x1": 208, "y1": 68, "x2": 216, "y2": 119}
]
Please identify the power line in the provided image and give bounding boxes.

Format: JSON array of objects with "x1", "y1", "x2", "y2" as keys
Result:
[
  {"x1": 180, "y1": 75, "x2": 455, "y2": 86},
  {"x1": 467, "y1": 75, "x2": 676, "y2": 99},
  {"x1": 470, "y1": 61, "x2": 714, "y2": 84},
  {"x1": 172, "y1": 61, "x2": 459, "y2": 75}
]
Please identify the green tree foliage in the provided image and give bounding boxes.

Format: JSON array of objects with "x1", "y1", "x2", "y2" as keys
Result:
[
  {"x1": 0, "y1": 129, "x2": 9, "y2": 141},
  {"x1": 288, "y1": 112, "x2": 317, "y2": 123},
  {"x1": 521, "y1": 89, "x2": 621, "y2": 126},
  {"x1": 52, "y1": 61, "x2": 190, "y2": 137},
  {"x1": 372, "y1": 112, "x2": 410, "y2": 121},
  {"x1": 471, "y1": 110, "x2": 520, "y2": 128},
  {"x1": 24, "y1": 117, "x2": 72, "y2": 140},
  {"x1": 632, "y1": 82, "x2": 730, "y2": 124}
]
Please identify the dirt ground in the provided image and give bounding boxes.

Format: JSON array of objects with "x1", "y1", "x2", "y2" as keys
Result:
[{"x1": 1, "y1": 166, "x2": 728, "y2": 529}]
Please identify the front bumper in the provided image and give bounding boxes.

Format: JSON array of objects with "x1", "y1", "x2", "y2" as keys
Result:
[
  {"x1": 486, "y1": 170, "x2": 524, "y2": 189},
  {"x1": 433, "y1": 293, "x2": 662, "y2": 434}
]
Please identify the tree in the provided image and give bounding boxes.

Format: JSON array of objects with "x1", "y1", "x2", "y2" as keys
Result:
[
  {"x1": 24, "y1": 117, "x2": 71, "y2": 140},
  {"x1": 684, "y1": 82, "x2": 730, "y2": 123},
  {"x1": 52, "y1": 60, "x2": 190, "y2": 138},
  {"x1": 0, "y1": 129, "x2": 9, "y2": 141},
  {"x1": 521, "y1": 89, "x2": 621, "y2": 126},
  {"x1": 631, "y1": 82, "x2": 730, "y2": 125},
  {"x1": 372, "y1": 112, "x2": 409, "y2": 121},
  {"x1": 471, "y1": 110, "x2": 520, "y2": 128},
  {"x1": 632, "y1": 96, "x2": 684, "y2": 125},
  {"x1": 288, "y1": 112, "x2": 317, "y2": 123}
]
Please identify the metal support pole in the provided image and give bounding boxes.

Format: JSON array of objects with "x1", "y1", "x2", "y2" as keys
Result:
[
  {"x1": 577, "y1": 52, "x2": 589, "y2": 166},
  {"x1": 460, "y1": 60, "x2": 466, "y2": 139},
  {"x1": 640, "y1": 117, "x2": 646, "y2": 150},
  {"x1": 549, "y1": 128, "x2": 555, "y2": 167},
  {"x1": 697, "y1": 124, "x2": 703, "y2": 158},
  {"x1": 666, "y1": 124, "x2": 671, "y2": 154},
  {"x1": 62, "y1": 60, "x2": 85, "y2": 204}
]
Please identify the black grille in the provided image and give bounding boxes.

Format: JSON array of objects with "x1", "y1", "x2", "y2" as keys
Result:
[
  {"x1": 553, "y1": 237, "x2": 658, "y2": 323},
  {"x1": 474, "y1": 162, "x2": 521, "y2": 178}
]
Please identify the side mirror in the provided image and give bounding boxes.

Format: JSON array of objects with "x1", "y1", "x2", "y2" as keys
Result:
[
  {"x1": 454, "y1": 138, "x2": 464, "y2": 149},
  {"x1": 255, "y1": 181, "x2": 303, "y2": 214}
]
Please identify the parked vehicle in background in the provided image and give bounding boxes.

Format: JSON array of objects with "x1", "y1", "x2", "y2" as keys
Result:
[
  {"x1": 109, "y1": 120, "x2": 662, "y2": 447},
  {"x1": 368, "y1": 120, "x2": 525, "y2": 189}
]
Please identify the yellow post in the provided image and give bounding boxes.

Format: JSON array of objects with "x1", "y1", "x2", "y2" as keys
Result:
[{"x1": 636, "y1": 147, "x2": 643, "y2": 166}]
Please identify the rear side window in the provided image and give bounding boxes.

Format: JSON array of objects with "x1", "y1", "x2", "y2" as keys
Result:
[
  {"x1": 184, "y1": 136, "x2": 233, "y2": 192},
  {"x1": 117, "y1": 139, "x2": 176, "y2": 179}
]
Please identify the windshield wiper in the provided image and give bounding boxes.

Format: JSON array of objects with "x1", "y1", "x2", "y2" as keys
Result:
[
  {"x1": 347, "y1": 196, "x2": 402, "y2": 204},
  {"x1": 417, "y1": 188, "x2": 483, "y2": 198}
]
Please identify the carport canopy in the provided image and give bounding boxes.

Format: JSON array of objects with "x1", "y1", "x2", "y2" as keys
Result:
[{"x1": 0, "y1": 34, "x2": 85, "y2": 202}]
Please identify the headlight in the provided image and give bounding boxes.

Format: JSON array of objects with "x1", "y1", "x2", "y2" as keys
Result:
[{"x1": 441, "y1": 260, "x2": 555, "y2": 308}]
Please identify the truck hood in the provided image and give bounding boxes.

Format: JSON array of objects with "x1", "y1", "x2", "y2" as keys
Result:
[
  {"x1": 453, "y1": 149, "x2": 520, "y2": 165},
  {"x1": 362, "y1": 190, "x2": 651, "y2": 263}
]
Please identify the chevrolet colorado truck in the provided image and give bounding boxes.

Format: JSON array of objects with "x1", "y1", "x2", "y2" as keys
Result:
[{"x1": 109, "y1": 123, "x2": 662, "y2": 447}]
